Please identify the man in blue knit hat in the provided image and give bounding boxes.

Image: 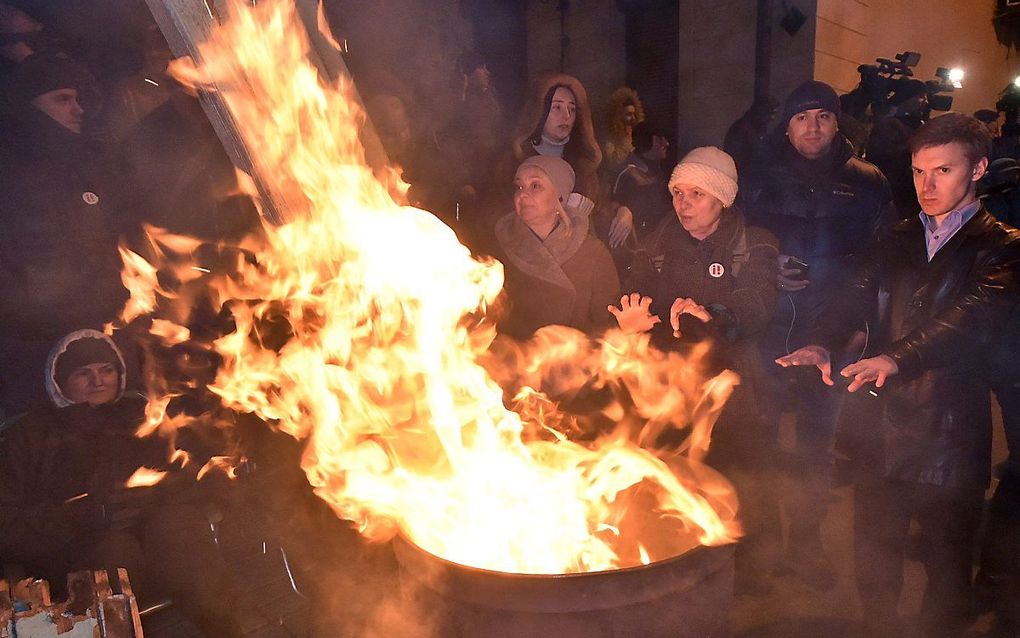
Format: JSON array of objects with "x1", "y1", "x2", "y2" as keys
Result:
[{"x1": 738, "y1": 79, "x2": 896, "y2": 590}]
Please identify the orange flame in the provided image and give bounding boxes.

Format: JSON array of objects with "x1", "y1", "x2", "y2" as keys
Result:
[
  {"x1": 125, "y1": 467, "x2": 166, "y2": 488},
  {"x1": 150, "y1": 319, "x2": 192, "y2": 345},
  {"x1": 116, "y1": 0, "x2": 741, "y2": 575}
]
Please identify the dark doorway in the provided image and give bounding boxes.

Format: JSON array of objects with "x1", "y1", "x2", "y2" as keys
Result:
[{"x1": 621, "y1": 0, "x2": 679, "y2": 160}]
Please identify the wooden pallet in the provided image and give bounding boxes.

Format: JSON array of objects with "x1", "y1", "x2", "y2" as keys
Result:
[{"x1": 0, "y1": 568, "x2": 143, "y2": 638}]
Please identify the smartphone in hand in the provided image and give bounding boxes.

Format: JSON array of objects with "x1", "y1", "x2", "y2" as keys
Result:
[{"x1": 784, "y1": 256, "x2": 809, "y2": 280}]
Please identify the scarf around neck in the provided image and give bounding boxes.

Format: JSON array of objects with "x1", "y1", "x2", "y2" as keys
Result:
[{"x1": 494, "y1": 198, "x2": 592, "y2": 296}]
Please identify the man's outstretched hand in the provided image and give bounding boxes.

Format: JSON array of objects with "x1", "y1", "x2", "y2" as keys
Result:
[
  {"x1": 777, "y1": 347, "x2": 898, "y2": 392},
  {"x1": 840, "y1": 355, "x2": 898, "y2": 392},
  {"x1": 775, "y1": 345, "x2": 833, "y2": 386}
]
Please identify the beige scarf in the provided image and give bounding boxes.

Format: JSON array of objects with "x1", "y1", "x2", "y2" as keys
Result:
[{"x1": 494, "y1": 197, "x2": 593, "y2": 296}]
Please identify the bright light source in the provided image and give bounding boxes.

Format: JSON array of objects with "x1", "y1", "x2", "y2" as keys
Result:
[
  {"x1": 949, "y1": 68, "x2": 964, "y2": 88},
  {"x1": 1014, "y1": 75, "x2": 1020, "y2": 88}
]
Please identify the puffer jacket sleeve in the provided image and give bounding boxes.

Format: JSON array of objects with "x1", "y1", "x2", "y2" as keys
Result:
[{"x1": 809, "y1": 231, "x2": 886, "y2": 351}]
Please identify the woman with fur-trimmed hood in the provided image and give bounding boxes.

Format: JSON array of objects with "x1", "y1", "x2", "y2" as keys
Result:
[{"x1": 509, "y1": 73, "x2": 603, "y2": 201}]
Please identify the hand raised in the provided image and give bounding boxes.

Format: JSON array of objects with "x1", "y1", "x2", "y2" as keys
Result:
[
  {"x1": 775, "y1": 345, "x2": 833, "y2": 386},
  {"x1": 840, "y1": 355, "x2": 898, "y2": 392},
  {"x1": 669, "y1": 297, "x2": 711, "y2": 338},
  {"x1": 609, "y1": 293, "x2": 661, "y2": 333}
]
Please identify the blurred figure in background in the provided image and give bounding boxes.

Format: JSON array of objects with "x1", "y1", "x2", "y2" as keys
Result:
[
  {"x1": 440, "y1": 50, "x2": 507, "y2": 246},
  {"x1": 724, "y1": 97, "x2": 777, "y2": 173},
  {"x1": 974, "y1": 108, "x2": 1001, "y2": 139},
  {"x1": 610, "y1": 121, "x2": 672, "y2": 240},
  {"x1": 601, "y1": 86, "x2": 645, "y2": 174},
  {"x1": 866, "y1": 80, "x2": 929, "y2": 219}
]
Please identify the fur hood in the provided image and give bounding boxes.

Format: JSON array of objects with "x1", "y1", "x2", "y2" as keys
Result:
[{"x1": 510, "y1": 73, "x2": 602, "y2": 188}]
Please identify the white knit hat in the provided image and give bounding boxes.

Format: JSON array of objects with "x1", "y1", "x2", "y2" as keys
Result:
[{"x1": 667, "y1": 146, "x2": 738, "y2": 207}]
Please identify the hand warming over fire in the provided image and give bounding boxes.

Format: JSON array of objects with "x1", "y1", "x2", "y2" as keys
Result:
[
  {"x1": 775, "y1": 345, "x2": 833, "y2": 386},
  {"x1": 608, "y1": 292, "x2": 660, "y2": 333},
  {"x1": 670, "y1": 297, "x2": 711, "y2": 338},
  {"x1": 840, "y1": 355, "x2": 898, "y2": 392}
]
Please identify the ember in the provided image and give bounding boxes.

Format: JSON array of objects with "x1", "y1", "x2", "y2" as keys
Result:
[{"x1": 120, "y1": 0, "x2": 741, "y2": 576}]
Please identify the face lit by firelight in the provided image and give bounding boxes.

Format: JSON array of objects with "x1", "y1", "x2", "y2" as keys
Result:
[
  {"x1": 787, "y1": 108, "x2": 837, "y2": 160},
  {"x1": 543, "y1": 86, "x2": 576, "y2": 144},
  {"x1": 911, "y1": 142, "x2": 987, "y2": 219},
  {"x1": 514, "y1": 166, "x2": 561, "y2": 236},
  {"x1": 671, "y1": 182, "x2": 724, "y2": 240},
  {"x1": 64, "y1": 362, "x2": 119, "y2": 406}
]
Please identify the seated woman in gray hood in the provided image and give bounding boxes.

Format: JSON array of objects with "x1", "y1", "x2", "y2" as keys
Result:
[{"x1": 0, "y1": 329, "x2": 243, "y2": 637}]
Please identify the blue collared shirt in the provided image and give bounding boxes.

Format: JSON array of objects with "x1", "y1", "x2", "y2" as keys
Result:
[{"x1": 919, "y1": 200, "x2": 981, "y2": 261}]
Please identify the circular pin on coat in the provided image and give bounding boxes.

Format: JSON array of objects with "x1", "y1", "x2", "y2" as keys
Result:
[
  {"x1": 708, "y1": 262, "x2": 725, "y2": 278},
  {"x1": 82, "y1": 191, "x2": 100, "y2": 205}
]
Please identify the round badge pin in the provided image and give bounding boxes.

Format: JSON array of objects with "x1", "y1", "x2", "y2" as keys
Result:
[
  {"x1": 708, "y1": 262, "x2": 725, "y2": 278},
  {"x1": 82, "y1": 191, "x2": 100, "y2": 205}
]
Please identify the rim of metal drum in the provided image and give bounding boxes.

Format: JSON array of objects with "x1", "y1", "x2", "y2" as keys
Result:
[{"x1": 393, "y1": 536, "x2": 735, "y2": 614}]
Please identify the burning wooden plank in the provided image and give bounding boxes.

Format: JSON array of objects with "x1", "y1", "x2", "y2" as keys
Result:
[{"x1": 143, "y1": 0, "x2": 389, "y2": 224}]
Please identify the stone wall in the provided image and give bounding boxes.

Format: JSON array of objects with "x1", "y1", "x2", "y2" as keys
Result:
[
  {"x1": 815, "y1": 0, "x2": 1020, "y2": 117},
  {"x1": 677, "y1": 0, "x2": 817, "y2": 150},
  {"x1": 525, "y1": 0, "x2": 627, "y2": 129}
]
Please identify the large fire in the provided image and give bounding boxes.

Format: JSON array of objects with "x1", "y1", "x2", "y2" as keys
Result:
[{"x1": 121, "y1": 0, "x2": 741, "y2": 574}]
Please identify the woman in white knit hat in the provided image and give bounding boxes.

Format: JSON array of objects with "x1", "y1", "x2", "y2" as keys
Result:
[{"x1": 609, "y1": 146, "x2": 783, "y2": 594}]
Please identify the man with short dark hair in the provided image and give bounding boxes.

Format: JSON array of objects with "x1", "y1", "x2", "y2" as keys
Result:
[
  {"x1": 739, "y1": 80, "x2": 895, "y2": 589},
  {"x1": 778, "y1": 112, "x2": 1020, "y2": 635}
]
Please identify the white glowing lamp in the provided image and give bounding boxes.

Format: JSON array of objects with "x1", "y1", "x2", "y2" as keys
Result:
[{"x1": 948, "y1": 68, "x2": 965, "y2": 89}]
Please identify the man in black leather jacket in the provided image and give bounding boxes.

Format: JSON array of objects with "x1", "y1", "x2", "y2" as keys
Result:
[
  {"x1": 778, "y1": 113, "x2": 1020, "y2": 636},
  {"x1": 738, "y1": 80, "x2": 896, "y2": 588}
]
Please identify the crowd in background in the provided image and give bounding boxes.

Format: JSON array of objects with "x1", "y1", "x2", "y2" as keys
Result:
[{"x1": 0, "y1": 3, "x2": 1018, "y2": 638}]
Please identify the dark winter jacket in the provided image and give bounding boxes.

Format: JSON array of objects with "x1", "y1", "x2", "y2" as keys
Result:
[
  {"x1": 813, "y1": 209, "x2": 1020, "y2": 489},
  {"x1": 611, "y1": 153, "x2": 672, "y2": 236},
  {"x1": 0, "y1": 107, "x2": 128, "y2": 337},
  {"x1": 0, "y1": 395, "x2": 167, "y2": 561},
  {"x1": 624, "y1": 208, "x2": 779, "y2": 439},
  {"x1": 739, "y1": 135, "x2": 895, "y2": 346}
]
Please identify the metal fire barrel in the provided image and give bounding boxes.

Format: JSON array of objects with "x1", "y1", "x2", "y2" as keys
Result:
[{"x1": 393, "y1": 539, "x2": 734, "y2": 638}]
